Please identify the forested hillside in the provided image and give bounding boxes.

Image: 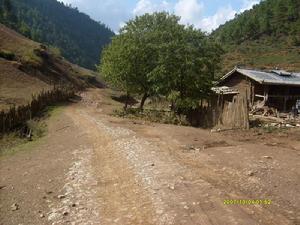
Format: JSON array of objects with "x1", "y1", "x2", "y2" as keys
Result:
[
  {"x1": 212, "y1": 0, "x2": 300, "y2": 75},
  {"x1": 0, "y1": 0, "x2": 114, "y2": 69}
]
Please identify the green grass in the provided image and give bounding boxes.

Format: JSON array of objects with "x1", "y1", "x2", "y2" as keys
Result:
[
  {"x1": 0, "y1": 49, "x2": 15, "y2": 60},
  {"x1": 219, "y1": 39, "x2": 300, "y2": 77},
  {"x1": 48, "y1": 46, "x2": 62, "y2": 58},
  {"x1": 21, "y1": 48, "x2": 43, "y2": 66},
  {"x1": 0, "y1": 132, "x2": 43, "y2": 157},
  {"x1": 0, "y1": 105, "x2": 62, "y2": 157}
]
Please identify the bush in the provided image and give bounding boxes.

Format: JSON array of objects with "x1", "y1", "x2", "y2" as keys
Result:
[
  {"x1": 291, "y1": 36, "x2": 300, "y2": 46},
  {"x1": 113, "y1": 108, "x2": 190, "y2": 126},
  {"x1": 26, "y1": 119, "x2": 46, "y2": 138},
  {"x1": 0, "y1": 50, "x2": 15, "y2": 60},
  {"x1": 21, "y1": 49, "x2": 43, "y2": 66},
  {"x1": 49, "y1": 46, "x2": 62, "y2": 58}
]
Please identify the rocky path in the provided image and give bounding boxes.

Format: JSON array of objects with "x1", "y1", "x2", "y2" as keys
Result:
[{"x1": 0, "y1": 89, "x2": 299, "y2": 225}]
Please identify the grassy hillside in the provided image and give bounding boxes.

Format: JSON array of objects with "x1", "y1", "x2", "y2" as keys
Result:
[
  {"x1": 0, "y1": 0, "x2": 114, "y2": 69},
  {"x1": 0, "y1": 23, "x2": 102, "y2": 111},
  {"x1": 212, "y1": 0, "x2": 300, "y2": 76},
  {"x1": 219, "y1": 37, "x2": 300, "y2": 75}
]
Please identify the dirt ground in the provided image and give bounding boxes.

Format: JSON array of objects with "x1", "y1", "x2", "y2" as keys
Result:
[{"x1": 0, "y1": 88, "x2": 299, "y2": 225}]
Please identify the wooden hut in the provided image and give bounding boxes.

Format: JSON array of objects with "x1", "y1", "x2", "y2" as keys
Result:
[{"x1": 217, "y1": 68, "x2": 300, "y2": 112}]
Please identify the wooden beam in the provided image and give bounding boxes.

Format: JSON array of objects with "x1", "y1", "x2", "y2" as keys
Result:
[
  {"x1": 255, "y1": 94, "x2": 265, "y2": 98},
  {"x1": 263, "y1": 86, "x2": 269, "y2": 102},
  {"x1": 268, "y1": 95, "x2": 300, "y2": 98},
  {"x1": 284, "y1": 96, "x2": 288, "y2": 112}
]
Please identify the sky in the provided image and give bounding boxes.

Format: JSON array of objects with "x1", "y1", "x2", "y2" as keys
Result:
[{"x1": 59, "y1": 0, "x2": 260, "y2": 33}]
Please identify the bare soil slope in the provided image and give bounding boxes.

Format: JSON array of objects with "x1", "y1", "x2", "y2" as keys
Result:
[{"x1": 0, "y1": 24, "x2": 101, "y2": 111}]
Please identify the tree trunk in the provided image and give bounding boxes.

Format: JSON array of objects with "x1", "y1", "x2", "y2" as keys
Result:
[
  {"x1": 139, "y1": 93, "x2": 149, "y2": 110},
  {"x1": 124, "y1": 92, "x2": 129, "y2": 111}
]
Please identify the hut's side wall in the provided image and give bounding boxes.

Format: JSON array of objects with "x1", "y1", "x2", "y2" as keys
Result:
[
  {"x1": 186, "y1": 94, "x2": 249, "y2": 130},
  {"x1": 220, "y1": 72, "x2": 263, "y2": 107},
  {"x1": 215, "y1": 94, "x2": 249, "y2": 129},
  {"x1": 221, "y1": 72, "x2": 251, "y2": 96}
]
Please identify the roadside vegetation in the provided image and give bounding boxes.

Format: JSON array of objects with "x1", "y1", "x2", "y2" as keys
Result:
[
  {"x1": 100, "y1": 12, "x2": 223, "y2": 117},
  {"x1": 0, "y1": 105, "x2": 61, "y2": 156},
  {"x1": 0, "y1": 21, "x2": 103, "y2": 151},
  {"x1": 114, "y1": 108, "x2": 190, "y2": 126}
]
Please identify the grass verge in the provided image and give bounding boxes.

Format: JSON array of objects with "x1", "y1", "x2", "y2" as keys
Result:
[{"x1": 0, "y1": 105, "x2": 62, "y2": 157}]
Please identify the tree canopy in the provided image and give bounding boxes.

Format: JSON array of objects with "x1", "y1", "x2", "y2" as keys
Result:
[
  {"x1": 212, "y1": 0, "x2": 300, "y2": 45},
  {"x1": 100, "y1": 12, "x2": 223, "y2": 111},
  {"x1": 211, "y1": 0, "x2": 300, "y2": 74}
]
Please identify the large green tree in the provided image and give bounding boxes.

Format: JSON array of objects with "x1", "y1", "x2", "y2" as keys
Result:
[
  {"x1": 100, "y1": 12, "x2": 222, "y2": 112},
  {"x1": 99, "y1": 34, "x2": 140, "y2": 109}
]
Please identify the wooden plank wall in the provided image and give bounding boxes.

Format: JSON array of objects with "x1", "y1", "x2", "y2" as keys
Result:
[
  {"x1": 187, "y1": 94, "x2": 249, "y2": 129},
  {"x1": 216, "y1": 94, "x2": 249, "y2": 129}
]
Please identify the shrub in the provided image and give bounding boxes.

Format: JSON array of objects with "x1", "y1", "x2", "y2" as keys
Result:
[
  {"x1": 291, "y1": 36, "x2": 300, "y2": 46},
  {"x1": 21, "y1": 49, "x2": 42, "y2": 67},
  {"x1": 113, "y1": 108, "x2": 190, "y2": 126},
  {"x1": 0, "y1": 50, "x2": 15, "y2": 60},
  {"x1": 26, "y1": 119, "x2": 46, "y2": 138},
  {"x1": 49, "y1": 46, "x2": 62, "y2": 58}
]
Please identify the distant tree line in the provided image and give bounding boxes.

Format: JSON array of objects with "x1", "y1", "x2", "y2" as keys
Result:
[
  {"x1": 0, "y1": 0, "x2": 114, "y2": 69},
  {"x1": 213, "y1": 0, "x2": 300, "y2": 46},
  {"x1": 100, "y1": 12, "x2": 223, "y2": 113}
]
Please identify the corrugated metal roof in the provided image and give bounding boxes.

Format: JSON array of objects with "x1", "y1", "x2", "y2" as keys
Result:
[{"x1": 221, "y1": 68, "x2": 300, "y2": 86}]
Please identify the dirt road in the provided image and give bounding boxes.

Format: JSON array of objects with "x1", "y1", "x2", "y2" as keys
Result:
[{"x1": 1, "y1": 89, "x2": 299, "y2": 225}]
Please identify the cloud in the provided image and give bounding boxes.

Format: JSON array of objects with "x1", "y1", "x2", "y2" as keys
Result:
[
  {"x1": 133, "y1": 0, "x2": 172, "y2": 16},
  {"x1": 174, "y1": 0, "x2": 203, "y2": 26},
  {"x1": 58, "y1": 0, "x2": 72, "y2": 4},
  {"x1": 59, "y1": 0, "x2": 131, "y2": 32},
  {"x1": 199, "y1": 5, "x2": 237, "y2": 32},
  {"x1": 240, "y1": 0, "x2": 260, "y2": 12},
  {"x1": 198, "y1": 0, "x2": 261, "y2": 33},
  {"x1": 132, "y1": 0, "x2": 204, "y2": 29},
  {"x1": 59, "y1": 0, "x2": 262, "y2": 33},
  {"x1": 131, "y1": 0, "x2": 257, "y2": 33}
]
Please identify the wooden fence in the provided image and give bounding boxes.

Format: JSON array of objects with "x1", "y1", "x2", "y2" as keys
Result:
[
  {"x1": 187, "y1": 94, "x2": 249, "y2": 129},
  {"x1": 0, "y1": 86, "x2": 75, "y2": 133},
  {"x1": 214, "y1": 94, "x2": 249, "y2": 129}
]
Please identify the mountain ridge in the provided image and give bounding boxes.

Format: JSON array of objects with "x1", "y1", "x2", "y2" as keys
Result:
[
  {"x1": 212, "y1": 0, "x2": 300, "y2": 75},
  {"x1": 0, "y1": 0, "x2": 114, "y2": 70}
]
